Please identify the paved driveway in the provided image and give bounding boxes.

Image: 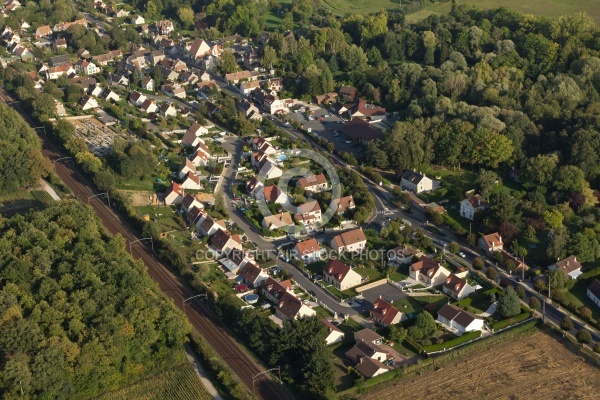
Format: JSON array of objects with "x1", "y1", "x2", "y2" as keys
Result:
[{"x1": 360, "y1": 282, "x2": 407, "y2": 306}]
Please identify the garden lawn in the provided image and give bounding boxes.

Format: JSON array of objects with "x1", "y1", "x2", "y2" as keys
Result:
[{"x1": 393, "y1": 295, "x2": 447, "y2": 315}]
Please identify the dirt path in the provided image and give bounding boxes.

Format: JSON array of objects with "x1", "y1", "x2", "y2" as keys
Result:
[
  {"x1": 184, "y1": 344, "x2": 223, "y2": 400},
  {"x1": 39, "y1": 178, "x2": 61, "y2": 200}
]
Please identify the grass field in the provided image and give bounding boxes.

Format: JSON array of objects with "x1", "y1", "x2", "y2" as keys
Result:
[
  {"x1": 361, "y1": 330, "x2": 600, "y2": 400},
  {"x1": 406, "y1": 0, "x2": 600, "y2": 24},
  {"x1": 96, "y1": 363, "x2": 212, "y2": 400},
  {"x1": 320, "y1": 0, "x2": 402, "y2": 15}
]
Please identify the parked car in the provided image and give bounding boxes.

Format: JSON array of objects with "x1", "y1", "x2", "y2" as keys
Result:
[
  {"x1": 458, "y1": 251, "x2": 466, "y2": 258},
  {"x1": 344, "y1": 140, "x2": 352, "y2": 144}
]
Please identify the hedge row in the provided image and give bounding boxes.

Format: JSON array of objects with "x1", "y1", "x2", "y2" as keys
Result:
[{"x1": 492, "y1": 312, "x2": 532, "y2": 330}]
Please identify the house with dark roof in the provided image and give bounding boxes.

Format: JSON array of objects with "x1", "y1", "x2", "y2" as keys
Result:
[
  {"x1": 339, "y1": 85, "x2": 357, "y2": 101},
  {"x1": 355, "y1": 357, "x2": 389, "y2": 378},
  {"x1": 436, "y1": 303, "x2": 484, "y2": 335},
  {"x1": 197, "y1": 215, "x2": 226, "y2": 237},
  {"x1": 354, "y1": 328, "x2": 383, "y2": 344},
  {"x1": 388, "y1": 245, "x2": 422, "y2": 266},
  {"x1": 401, "y1": 170, "x2": 433, "y2": 194},
  {"x1": 478, "y1": 232, "x2": 503, "y2": 254},
  {"x1": 220, "y1": 249, "x2": 252, "y2": 274},
  {"x1": 586, "y1": 279, "x2": 600, "y2": 308},
  {"x1": 409, "y1": 256, "x2": 451, "y2": 287},
  {"x1": 330, "y1": 228, "x2": 367, "y2": 254},
  {"x1": 210, "y1": 229, "x2": 243, "y2": 256},
  {"x1": 238, "y1": 262, "x2": 269, "y2": 288},
  {"x1": 181, "y1": 194, "x2": 204, "y2": 214},
  {"x1": 344, "y1": 339, "x2": 391, "y2": 365},
  {"x1": 339, "y1": 117, "x2": 382, "y2": 145},
  {"x1": 323, "y1": 260, "x2": 362, "y2": 290},
  {"x1": 370, "y1": 297, "x2": 402, "y2": 327},
  {"x1": 548, "y1": 255, "x2": 583, "y2": 280}
]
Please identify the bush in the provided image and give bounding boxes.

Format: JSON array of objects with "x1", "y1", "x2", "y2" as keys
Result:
[
  {"x1": 593, "y1": 342, "x2": 600, "y2": 353},
  {"x1": 485, "y1": 267, "x2": 498, "y2": 280},
  {"x1": 560, "y1": 316, "x2": 573, "y2": 331},
  {"x1": 529, "y1": 297, "x2": 541, "y2": 311},
  {"x1": 423, "y1": 331, "x2": 481, "y2": 353},
  {"x1": 576, "y1": 329, "x2": 592, "y2": 344},
  {"x1": 472, "y1": 257, "x2": 484, "y2": 270},
  {"x1": 578, "y1": 306, "x2": 592, "y2": 321}
]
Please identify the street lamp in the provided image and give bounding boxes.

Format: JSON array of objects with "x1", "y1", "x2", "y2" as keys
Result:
[
  {"x1": 129, "y1": 237, "x2": 154, "y2": 254},
  {"x1": 88, "y1": 192, "x2": 111, "y2": 208}
]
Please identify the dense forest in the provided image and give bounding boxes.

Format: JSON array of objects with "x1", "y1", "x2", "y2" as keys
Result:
[
  {"x1": 0, "y1": 202, "x2": 191, "y2": 399},
  {"x1": 0, "y1": 103, "x2": 51, "y2": 193}
]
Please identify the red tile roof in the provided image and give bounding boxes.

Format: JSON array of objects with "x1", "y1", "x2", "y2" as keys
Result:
[{"x1": 370, "y1": 297, "x2": 401, "y2": 326}]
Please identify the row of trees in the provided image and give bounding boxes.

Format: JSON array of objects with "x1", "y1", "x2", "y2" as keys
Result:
[{"x1": 0, "y1": 202, "x2": 191, "y2": 398}]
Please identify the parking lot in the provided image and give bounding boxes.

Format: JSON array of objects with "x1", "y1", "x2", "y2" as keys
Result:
[
  {"x1": 358, "y1": 282, "x2": 407, "y2": 307},
  {"x1": 285, "y1": 106, "x2": 364, "y2": 156}
]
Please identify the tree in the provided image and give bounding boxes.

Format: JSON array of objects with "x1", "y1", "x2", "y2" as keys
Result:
[
  {"x1": 549, "y1": 268, "x2": 571, "y2": 292},
  {"x1": 219, "y1": 50, "x2": 238, "y2": 75},
  {"x1": 578, "y1": 306, "x2": 592, "y2": 321},
  {"x1": 498, "y1": 287, "x2": 521, "y2": 317},
  {"x1": 31, "y1": 93, "x2": 57, "y2": 121},
  {"x1": 476, "y1": 170, "x2": 499, "y2": 202},
  {"x1": 448, "y1": 241, "x2": 459, "y2": 254},
  {"x1": 389, "y1": 325, "x2": 407, "y2": 343},
  {"x1": 515, "y1": 286, "x2": 526, "y2": 299},
  {"x1": 177, "y1": 7, "x2": 195, "y2": 30},
  {"x1": 529, "y1": 297, "x2": 541, "y2": 311},
  {"x1": 576, "y1": 329, "x2": 593, "y2": 344},
  {"x1": 409, "y1": 311, "x2": 436, "y2": 340},
  {"x1": 543, "y1": 208, "x2": 564, "y2": 229},
  {"x1": 554, "y1": 165, "x2": 587, "y2": 193},
  {"x1": 485, "y1": 267, "x2": 498, "y2": 280},
  {"x1": 560, "y1": 316, "x2": 573, "y2": 331},
  {"x1": 262, "y1": 45, "x2": 278, "y2": 69},
  {"x1": 522, "y1": 153, "x2": 558, "y2": 187},
  {"x1": 472, "y1": 257, "x2": 485, "y2": 270}
]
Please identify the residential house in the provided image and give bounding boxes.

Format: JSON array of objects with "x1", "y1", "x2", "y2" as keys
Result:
[
  {"x1": 339, "y1": 86, "x2": 357, "y2": 101},
  {"x1": 141, "y1": 76, "x2": 155, "y2": 91},
  {"x1": 181, "y1": 194, "x2": 204, "y2": 214},
  {"x1": 197, "y1": 215, "x2": 226, "y2": 237},
  {"x1": 225, "y1": 70, "x2": 260, "y2": 84},
  {"x1": 293, "y1": 238, "x2": 322, "y2": 263},
  {"x1": 45, "y1": 64, "x2": 74, "y2": 80},
  {"x1": 321, "y1": 319, "x2": 345, "y2": 346},
  {"x1": 409, "y1": 256, "x2": 451, "y2": 287},
  {"x1": 339, "y1": 117, "x2": 382, "y2": 145},
  {"x1": 187, "y1": 122, "x2": 209, "y2": 137},
  {"x1": 239, "y1": 80, "x2": 261, "y2": 95},
  {"x1": 49, "y1": 55, "x2": 71, "y2": 67},
  {"x1": 586, "y1": 279, "x2": 600, "y2": 308},
  {"x1": 258, "y1": 158, "x2": 282, "y2": 179},
  {"x1": 314, "y1": 92, "x2": 338, "y2": 105},
  {"x1": 179, "y1": 71, "x2": 199, "y2": 86},
  {"x1": 239, "y1": 262, "x2": 269, "y2": 288},
  {"x1": 388, "y1": 245, "x2": 422, "y2": 266},
  {"x1": 330, "y1": 228, "x2": 367, "y2": 254},
  {"x1": 178, "y1": 158, "x2": 197, "y2": 180},
  {"x1": 181, "y1": 130, "x2": 203, "y2": 148},
  {"x1": 130, "y1": 14, "x2": 145, "y2": 24},
  {"x1": 181, "y1": 171, "x2": 201, "y2": 190},
  {"x1": 88, "y1": 84, "x2": 103, "y2": 97},
  {"x1": 345, "y1": 340, "x2": 390, "y2": 365},
  {"x1": 162, "y1": 83, "x2": 186, "y2": 99},
  {"x1": 78, "y1": 49, "x2": 91, "y2": 58},
  {"x1": 220, "y1": 249, "x2": 252, "y2": 274},
  {"x1": 237, "y1": 99, "x2": 262, "y2": 120},
  {"x1": 294, "y1": 201, "x2": 322, "y2": 227},
  {"x1": 155, "y1": 20, "x2": 174, "y2": 35},
  {"x1": 460, "y1": 194, "x2": 486, "y2": 220},
  {"x1": 164, "y1": 182, "x2": 184, "y2": 205},
  {"x1": 348, "y1": 99, "x2": 387, "y2": 121},
  {"x1": 265, "y1": 77, "x2": 283, "y2": 92},
  {"x1": 100, "y1": 88, "x2": 120, "y2": 102},
  {"x1": 246, "y1": 177, "x2": 264, "y2": 198},
  {"x1": 401, "y1": 170, "x2": 433, "y2": 194},
  {"x1": 69, "y1": 76, "x2": 96, "y2": 91},
  {"x1": 54, "y1": 38, "x2": 67, "y2": 51},
  {"x1": 478, "y1": 232, "x2": 503, "y2": 254},
  {"x1": 110, "y1": 73, "x2": 129, "y2": 86},
  {"x1": 129, "y1": 90, "x2": 147, "y2": 107},
  {"x1": 259, "y1": 185, "x2": 289, "y2": 205},
  {"x1": 140, "y1": 99, "x2": 158, "y2": 114},
  {"x1": 355, "y1": 357, "x2": 389, "y2": 379},
  {"x1": 437, "y1": 303, "x2": 484, "y2": 334},
  {"x1": 188, "y1": 38, "x2": 211, "y2": 60},
  {"x1": 190, "y1": 142, "x2": 211, "y2": 166},
  {"x1": 261, "y1": 277, "x2": 293, "y2": 304},
  {"x1": 323, "y1": 259, "x2": 362, "y2": 290},
  {"x1": 74, "y1": 59, "x2": 99, "y2": 75},
  {"x1": 275, "y1": 290, "x2": 316, "y2": 321},
  {"x1": 354, "y1": 329, "x2": 383, "y2": 344},
  {"x1": 210, "y1": 229, "x2": 243, "y2": 256},
  {"x1": 150, "y1": 50, "x2": 165, "y2": 66},
  {"x1": 159, "y1": 102, "x2": 177, "y2": 118},
  {"x1": 548, "y1": 256, "x2": 583, "y2": 280},
  {"x1": 12, "y1": 45, "x2": 32, "y2": 60},
  {"x1": 297, "y1": 174, "x2": 328, "y2": 193},
  {"x1": 80, "y1": 95, "x2": 99, "y2": 110},
  {"x1": 443, "y1": 273, "x2": 476, "y2": 300},
  {"x1": 331, "y1": 196, "x2": 355, "y2": 215},
  {"x1": 370, "y1": 297, "x2": 402, "y2": 327},
  {"x1": 262, "y1": 212, "x2": 295, "y2": 231},
  {"x1": 36, "y1": 25, "x2": 52, "y2": 38}
]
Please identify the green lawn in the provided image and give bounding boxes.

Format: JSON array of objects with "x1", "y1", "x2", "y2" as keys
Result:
[
  {"x1": 354, "y1": 266, "x2": 384, "y2": 281},
  {"x1": 319, "y1": 0, "x2": 403, "y2": 15},
  {"x1": 393, "y1": 295, "x2": 447, "y2": 315},
  {"x1": 313, "y1": 306, "x2": 334, "y2": 318},
  {"x1": 407, "y1": 0, "x2": 600, "y2": 24},
  {"x1": 564, "y1": 280, "x2": 600, "y2": 324}
]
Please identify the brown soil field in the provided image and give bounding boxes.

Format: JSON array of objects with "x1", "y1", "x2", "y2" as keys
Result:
[{"x1": 363, "y1": 331, "x2": 600, "y2": 400}]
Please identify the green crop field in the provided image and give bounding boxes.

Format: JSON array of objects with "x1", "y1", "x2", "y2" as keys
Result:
[
  {"x1": 320, "y1": 0, "x2": 403, "y2": 15},
  {"x1": 406, "y1": 0, "x2": 600, "y2": 24},
  {"x1": 96, "y1": 363, "x2": 213, "y2": 400}
]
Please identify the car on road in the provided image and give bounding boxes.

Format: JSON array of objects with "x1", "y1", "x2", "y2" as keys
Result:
[
  {"x1": 458, "y1": 251, "x2": 466, "y2": 258},
  {"x1": 344, "y1": 140, "x2": 352, "y2": 144},
  {"x1": 312, "y1": 275, "x2": 323, "y2": 282},
  {"x1": 308, "y1": 290, "x2": 316, "y2": 297}
]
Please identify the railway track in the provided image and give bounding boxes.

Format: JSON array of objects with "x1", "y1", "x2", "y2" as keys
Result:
[{"x1": 0, "y1": 88, "x2": 291, "y2": 400}]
